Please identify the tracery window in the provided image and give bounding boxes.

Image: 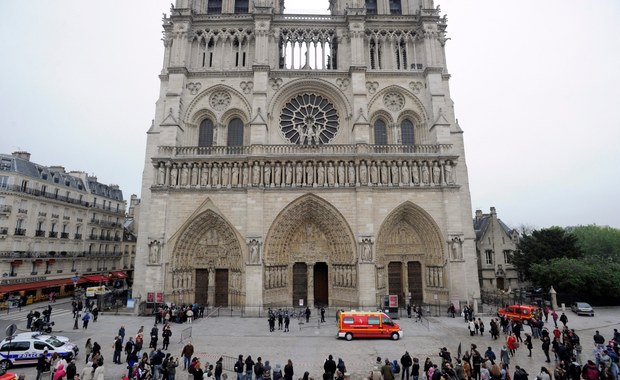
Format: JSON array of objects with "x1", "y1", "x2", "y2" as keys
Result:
[
  {"x1": 389, "y1": 0, "x2": 402, "y2": 15},
  {"x1": 395, "y1": 39, "x2": 407, "y2": 70},
  {"x1": 235, "y1": 0, "x2": 249, "y2": 13},
  {"x1": 401, "y1": 119, "x2": 414, "y2": 145},
  {"x1": 227, "y1": 118, "x2": 244, "y2": 146},
  {"x1": 374, "y1": 119, "x2": 387, "y2": 145},
  {"x1": 280, "y1": 94, "x2": 339, "y2": 145},
  {"x1": 198, "y1": 119, "x2": 215, "y2": 147},
  {"x1": 366, "y1": 0, "x2": 377, "y2": 14},
  {"x1": 207, "y1": 0, "x2": 222, "y2": 13}
]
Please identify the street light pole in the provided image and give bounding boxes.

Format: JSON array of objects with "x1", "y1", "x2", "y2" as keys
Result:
[{"x1": 72, "y1": 274, "x2": 80, "y2": 330}]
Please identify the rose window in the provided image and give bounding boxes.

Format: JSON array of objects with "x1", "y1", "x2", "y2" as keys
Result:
[
  {"x1": 280, "y1": 94, "x2": 339, "y2": 145},
  {"x1": 383, "y1": 92, "x2": 405, "y2": 112},
  {"x1": 209, "y1": 91, "x2": 231, "y2": 111}
]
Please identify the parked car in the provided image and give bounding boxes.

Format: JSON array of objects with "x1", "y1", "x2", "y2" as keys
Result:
[
  {"x1": 0, "y1": 332, "x2": 78, "y2": 369},
  {"x1": 497, "y1": 304, "x2": 540, "y2": 325},
  {"x1": 571, "y1": 302, "x2": 594, "y2": 316}
]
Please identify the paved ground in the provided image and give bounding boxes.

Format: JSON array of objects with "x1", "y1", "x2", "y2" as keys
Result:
[{"x1": 2, "y1": 301, "x2": 619, "y2": 380}]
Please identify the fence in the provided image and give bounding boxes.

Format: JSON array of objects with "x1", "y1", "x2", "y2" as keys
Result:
[{"x1": 179, "y1": 326, "x2": 192, "y2": 344}]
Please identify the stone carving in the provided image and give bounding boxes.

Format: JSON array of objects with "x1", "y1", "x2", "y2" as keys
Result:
[
  {"x1": 401, "y1": 162, "x2": 410, "y2": 185},
  {"x1": 170, "y1": 164, "x2": 178, "y2": 186},
  {"x1": 209, "y1": 90, "x2": 231, "y2": 111},
  {"x1": 252, "y1": 162, "x2": 261, "y2": 186},
  {"x1": 370, "y1": 162, "x2": 378, "y2": 185},
  {"x1": 444, "y1": 160, "x2": 455, "y2": 185},
  {"x1": 211, "y1": 163, "x2": 220, "y2": 186},
  {"x1": 186, "y1": 82, "x2": 202, "y2": 95},
  {"x1": 411, "y1": 161, "x2": 420, "y2": 184},
  {"x1": 242, "y1": 162, "x2": 249, "y2": 185},
  {"x1": 427, "y1": 266, "x2": 444, "y2": 287},
  {"x1": 336, "y1": 78, "x2": 349, "y2": 90},
  {"x1": 269, "y1": 78, "x2": 283, "y2": 90},
  {"x1": 450, "y1": 235, "x2": 464, "y2": 260},
  {"x1": 376, "y1": 265, "x2": 386, "y2": 289},
  {"x1": 231, "y1": 163, "x2": 239, "y2": 186},
  {"x1": 274, "y1": 163, "x2": 282, "y2": 186},
  {"x1": 265, "y1": 266, "x2": 287, "y2": 289},
  {"x1": 380, "y1": 161, "x2": 389, "y2": 185},
  {"x1": 366, "y1": 81, "x2": 379, "y2": 94},
  {"x1": 359, "y1": 161, "x2": 368, "y2": 185},
  {"x1": 221, "y1": 163, "x2": 230, "y2": 186},
  {"x1": 157, "y1": 163, "x2": 166, "y2": 185},
  {"x1": 327, "y1": 162, "x2": 335, "y2": 186},
  {"x1": 383, "y1": 92, "x2": 405, "y2": 112},
  {"x1": 240, "y1": 81, "x2": 253, "y2": 94},
  {"x1": 409, "y1": 81, "x2": 423, "y2": 94},
  {"x1": 148, "y1": 240, "x2": 162, "y2": 264},
  {"x1": 337, "y1": 162, "x2": 346, "y2": 186},
  {"x1": 432, "y1": 161, "x2": 441, "y2": 185},
  {"x1": 316, "y1": 162, "x2": 325, "y2": 186},
  {"x1": 420, "y1": 162, "x2": 430, "y2": 185},
  {"x1": 200, "y1": 163, "x2": 209, "y2": 186},
  {"x1": 360, "y1": 238, "x2": 373, "y2": 262},
  {"x1": 248, "y1": 238, "x2": 261, "y2": 264},
  {"x1": 332, "y1": 265, "x2": 356, "y2": 287},
  {"x1": 264, "y1": 162, "x2": 272, "y2": 186},
  {"x1": 285, "y1": 162, "x2": 293, "y2": 185},
  {"x1": 305, "y1": 162, "x2": 314, "y2": 185},
  {"x1": 390, "y1": 162, "x2": 399, "y2": 185},
  {"x1": 295, "y1": 162, "x2": 303, "y2": 186},
  {"x1": 280, "y1": 94, "x2": 339, "y2": 145},
  {"x1": 190, "y1": 163, "x2": 199, "y2": 185},
  {"x1": 180, "y1": 164, "x2": 189, "y2": 186},
  {"x1": 347, "y1": 161, "x2": 356, "y2": 185}
]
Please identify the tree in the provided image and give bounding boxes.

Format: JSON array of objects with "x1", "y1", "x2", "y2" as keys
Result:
[
  {"x1": 512, "y1": 227, "x2": 582, "y2": 280},
  {"x1": 570, "y1": 225, "x2": 620, "y2": 262}
]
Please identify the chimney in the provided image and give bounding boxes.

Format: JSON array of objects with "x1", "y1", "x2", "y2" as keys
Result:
[
  {"x1": 12, "y1": 151, "x2": 31, "y2": 161},
  {"x1": 475, "y1": 209, "x2": 483, "y2": 222},
  {"x1": 49, "y1": 165, "x2": 66, "y2": 173},
  {"x1": 490, "y1": 207, "x2": 496, "y2": 216}
]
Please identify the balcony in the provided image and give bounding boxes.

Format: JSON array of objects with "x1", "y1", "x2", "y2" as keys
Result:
[
  {"x1": 48, "y1": 231, "x2": 58, "y2": 238},
  {"x1": 0, "y1": 205, "x2": 11, "y2": 214},
  {"x1": 17, "y1": 209, "x2": 27, "y2": 214},
  {"x1": 60, "y1": 232, "x2": 69, "y2": 239},
  {"x1": 35, "y1": 230, "x2": 46, "y2": 237},
  {"x1": 14, "y1": 228, "x2": 26, "y2": 236},
  {"x1": 0, "y1": 228, "x2": 9, "y2": 235},
  {"x1": 74, "y1": 233, "x2": 82, "y2": 240},
  {"x1": 89, "y1": 234, "x2": 98, "y2": 240}
]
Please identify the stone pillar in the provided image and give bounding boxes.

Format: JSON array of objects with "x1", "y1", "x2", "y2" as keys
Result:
[
  {"x1": 549, "y1": 286, "x2": 558, "y2": 310},
  {"x1": 245, "y1": 265, "x2": 263, "y2": 316},
  {"x1": 307, "y1": 263, "x2": 314, "y2": 308},
  {"x1": 358, "y1": 263, "x2": 377, "y2": 308}
]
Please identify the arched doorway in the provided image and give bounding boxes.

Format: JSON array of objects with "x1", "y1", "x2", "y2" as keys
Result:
[
  {"x1": 376, "y1": 202, "x2": 445, "y2": 306},
  {"x1": 170, "y1": 209, "x2": 245, "y2": 306},
  {"x1": 264, "y1": 194, "x2": 356, "y2": 307}
]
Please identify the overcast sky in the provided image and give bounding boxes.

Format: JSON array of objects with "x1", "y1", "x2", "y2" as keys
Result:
[{"x1": 1, "y1": 0, "x2": 619, "y2": 229}]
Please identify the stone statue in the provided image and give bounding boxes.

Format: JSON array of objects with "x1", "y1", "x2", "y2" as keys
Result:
[
  {"x1": 252, "y1": 162, "x2": 261, "y2": 186},
  {"x1": 249, "y1": 240, "x2": 260, "y2": 263},
  {"x1": 370, "y1": 162, "x2": 378, "y2": 184},
  {"x1": 390, "y1": 162, "x2": 399, "y2": 185},
  {"x1": 327, "y1": 162, "x2": 335, "y2": 185},
  {"x1": 242, "y1": 163, "x2": 249, "y2": 186},
  {"x1": 157, "y1": 164, "x2": 166, "y2": 185},
  {"x1": 412, "y1": 162, "x2": 420, "y2": 184},
  {"x1": 444, "y1": 161, "x2": 455, "y2": 185},
  {"x1": 316, "y1": 162, "x2": 325, "y2": 186},
  {"x1": 221, "y1": 163, "x2": 230, "y2": 186},
  {"x1": 305, "y1": 162, "x2": 314, "y2": 185},
  {"x1": 274, "y1": 163, "x2": 282, "y2": 186},
  {"x1": 200, "y1": 164, "x2": 209, "y2": 186},
  {"x1": 190, "y1": 163, "x2": 198, "y2": 185},
  {"x1": 337, "y1": 162, "x2": 345, "y2": 185},
  {"x1": 264, "y1": 163, "x2": 272, "y2": 186},
  {"x1": 180, "y1": 164, "x2": 189, "y2": 186},
  {"x1": 347, "y1": 161, "x2": 356, "y2": 185},
  {"x1": 432, "y1": 161, "x2": 441, "y2": 185},
  {"x1": 380, "y1": 162, "x2": 388, "y2": 185},
  {"x1": 421, "y1": 162, "x2": 430, "y2": 184},
  {"x1": 361, "y1": 240, "x2": 372, "y2": 262},
  {"x1": 401, "y1": 162, "x2": 410, "y2": 185},
  {"x1": 211, "y1": 163, "x2": 220, "y2": 186},
  {"x1": 148, "y1": 241, "x2": 161, "y2": 264},
  {"x1": 295, "y1": 162, "x2": 303, "y2": 186},
  {"x1": 231, "y1": 163, "x2": 239, "y2": 186},
  {"x1": 285, "y1": 162, "x2": 293, "y2": 185},
  {"x1": 170, "y1": 165, "x2": 178, "y2": 186},
  {"x1": 359, "y1": 161, "x2": 368, "y2": 185}
]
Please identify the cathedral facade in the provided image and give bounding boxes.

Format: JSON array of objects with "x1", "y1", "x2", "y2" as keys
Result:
[{"x1": 133, "y1": 0, "x2": 480, "y2": 311}]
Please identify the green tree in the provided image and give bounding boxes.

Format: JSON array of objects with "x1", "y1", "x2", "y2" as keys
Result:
[
  {"x1": 512, "y1": 227, "x2": 582, "y2": 280},
  {"x1": 570, "y1": 225, "x2": 620, "y2": 262}
]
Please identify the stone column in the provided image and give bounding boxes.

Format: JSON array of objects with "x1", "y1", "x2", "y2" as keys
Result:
[{"x1": 307, "y1": 263, "x2": 314, "y2": 308}]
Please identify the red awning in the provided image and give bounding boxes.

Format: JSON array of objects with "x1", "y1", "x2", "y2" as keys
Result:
[
  {"x1": 110, "y1": 271, "x2": 128, "y2": 279},
  {"x1": 0, "y1": 278, "x2": 73, "y2": 293},
  {"x1": 79, "y1": 274, "x2": 110, "y2": 283},
  {"x1": 11, "y1": 260, "x2": 23, "y2": 265}
]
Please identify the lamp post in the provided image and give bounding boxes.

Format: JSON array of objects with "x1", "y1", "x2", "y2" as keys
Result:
[{"x1": 72, "y1": 274, "x2": 80, "y2": 330}]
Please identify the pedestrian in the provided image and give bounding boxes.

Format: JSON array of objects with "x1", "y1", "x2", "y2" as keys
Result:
[
  {"x1": 273, "y1": 364, "x2": 283, "y2": 380},
  {"x1": 118, "y1": 325, "x2": 126, "y2": 344},
  {"x1": 469, "y1": 319, "x2": 476, "y2": 336},
  {"x1": 124, "y1": 337, "x2": 134, "y2": 363},
  {"x1": 150, "y1": 324, "x2": 159, "y2": 349},
  {"x1": 53, "y1": 363, "x2": 66, "y2": 380},
  {"x1": 484, "y1": 347, "x2": 496, "y2": 365},
  {"x1": 186, "y1": 308, "x2": 194, "y2": 324},
  {"x1": 215, "y1": 357, "x2": 223, "y2": 380},
  {"x1": 305, "y1": 307, "x2": 311, "y2": 323},
  {"x1": 284, "y1": 359, "x2": 294, "y2": 380},
  {"x1": 551, "y1": 310, "x2": 559, "y2": 328},
  {"x1": 263, "y1": 360, "x2": 272, "y2": 380},
  {"x1": 181, "y1": 341, "x2": 194, "y2": 371},
  {"x1": 284, "y1": 313, "x2": 290, "y2": 332},
  {"x1": 166, "y1": 355, "x2": 179, "y2": 380},
  {"x1": 559, "y1": 312, "x2": 568, "y2": 328},
  {"x1": 278, "y1": 310, "x2": 283, "y2": 330},
  {"x1": 235, "y1": 355, "x2": 244, "y2": 380},
  {"x1": 537, "y1": 367, "x2": 551, "y2": 380},
  {"x1": 401, "y1": 351, "x2": 412, "y2": 380},
  {"x1": 336, "y1": 358, "x2": 346, "y2": 376},
  {"x1": 321, "y1": 307, "x2": 326, "y2": 323},
  {"x1": 381, "y1": 359, "x2": 395, "y2": 380},
  {"x1": 255, "y1": 357, "x2": 265, "y2": 380},
  {"x1": 27, "y1": 310, "x2": 34, "y2": 329},
  {"x1": 84, "y1": 339, "x2": 93, "y2": 364},
  {"x1": 113, "y1": 336, "x2": 123, "y2": 364},
  {"x1": 513, "y1": 366, "x2": 528, "y2": 380},
  {"x1": 162, "y1": 325, "x2": 172, "y2": 350},
  {"x1": 35, "y1": 351, "x2": 50, "y2": 380},
  {"x1": 412, "y1": 358, "x2": 420, "y2": 380},
  {"x1": 66, "y1": 359, "x2": 77, "y2": 380},
  {"x1": 324, "y1": 355, "x2": 337, "y2": 379},
  {"x1": 92, "y1": 305, "x2": 99, "y2": 322},
  {"x1": 82, "y1": 311, "x2": 91, "y2": 329},
  {"x1": 246, "y1": 355, "x2": 256, "y2": 380},
  {"x1": 478, "y1": 318, "x2": 485, "y2": 336},
  {"x1": 542, "y1": 336, "x2": 551, "y2": 363},
  {"x1": 92, "y1": 357, "x2": 105, "y2": 380},
  {"x1": 524, "y1": 333, "x2": 533, "y2": 357}
]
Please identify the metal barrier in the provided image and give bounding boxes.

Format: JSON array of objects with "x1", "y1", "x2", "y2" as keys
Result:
[{"x1": 179, "y1": 326, "x2": 192, "y2": 344}]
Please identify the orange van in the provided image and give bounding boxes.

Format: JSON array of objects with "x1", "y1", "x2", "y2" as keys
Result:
[
  {"x1": 338, "y1": 311, "x2": 403, "y2": 341},
  {"x1": 497, "y1": 304, "x2": 540, "y2": 325}
]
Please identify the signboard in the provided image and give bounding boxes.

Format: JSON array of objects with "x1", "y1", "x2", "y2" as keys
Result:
[
  {"x1": 156, "y1": 292, "x2": 164, "y2": 303},
  {"x1": 126, "y1": 299, "x2": 135, "y2": 308},
  {"x1": 147, "y1": 292, "x2": 155, "y2": 303},
  {"x1": 388, "y1": 295, "x2": 398, "y2": 307},
  {"x1": 0, "y1": 276, "x2": 47, "y2": 285},
  {"x1": 298, "y1": 299, "x2": 304, "y2": 307}
]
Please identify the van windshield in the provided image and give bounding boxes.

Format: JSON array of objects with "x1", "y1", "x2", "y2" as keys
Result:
[{"x1": 383, "y1": 317, "x2": 394, "y2": 326}]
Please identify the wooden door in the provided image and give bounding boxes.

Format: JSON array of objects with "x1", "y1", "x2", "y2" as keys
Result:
[
  {"x1": 195, "y1": 269, "x2": 209, "y2": 306},
  {"x1": 407, "y1": 261, "x2": 423, "y2": 305},
  {"x1": 313, "y1": 262, "x2": 328, "y2": 307},
  {"x1": 292, "y1": 263, "x2": 307, "y2": 307},
  {"x1": 214, "y1": 269, "x2": 228, "y2": 307},
  {"x1": 388, "y1": 262, "x2": 403, "y2": 305}
]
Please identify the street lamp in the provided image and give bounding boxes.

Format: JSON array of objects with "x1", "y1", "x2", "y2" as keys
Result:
[{"x1": 72, "y1": 274, "x2": 80, "y2": 330}]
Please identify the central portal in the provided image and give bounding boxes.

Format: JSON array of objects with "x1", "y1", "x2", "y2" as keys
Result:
[{"x1": 314, "y1": 262, "x2": 328, "y2": 306}]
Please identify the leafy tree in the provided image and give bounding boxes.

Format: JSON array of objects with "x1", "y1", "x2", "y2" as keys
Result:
[
  {"x1": 512, "y1": 227, "x2": 582, "y2": 280},
  {"x1": 529, "y1": 257, "x2": 620, "y2": 297},
  {"x1": 570, "y1": 225, "x2": 620, "y2": 262}
]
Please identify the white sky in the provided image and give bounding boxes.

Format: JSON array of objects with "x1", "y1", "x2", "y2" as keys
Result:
[{"x1": 1, "y1": 0, "x2": 619, "y2": 229}]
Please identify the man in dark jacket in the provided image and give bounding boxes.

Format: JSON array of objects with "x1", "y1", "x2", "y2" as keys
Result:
[
  {"x1": 513, "y1": 366, "x2": 528, "y2": 380},
  {"x1": 66, "y1": 359, "x2": 77, "y2": 380},
  {"x1": 113, "y1": 335, "x2": 123, "y2": 364},
  {"x1": 324, "y1": 355, "x2": 337, "y2": 379},
  {"x1": 35, "y1": 351, "x2": 50, "y2": 380},
  {"x1": 235, "y1": 354, "x2": 245, "y2": 380},
  {"x1": 400, "y1": 351, "x2": 413, "y2": 380}
]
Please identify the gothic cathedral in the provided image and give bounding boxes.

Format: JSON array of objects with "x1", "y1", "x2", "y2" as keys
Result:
[{"x1": 133, "y1": 0, "x2": 480, "y2": 312}]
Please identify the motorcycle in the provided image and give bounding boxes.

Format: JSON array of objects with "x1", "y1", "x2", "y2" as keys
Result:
[{"x1": 31, "y1": 318, "x2": 55, "y2": 334}]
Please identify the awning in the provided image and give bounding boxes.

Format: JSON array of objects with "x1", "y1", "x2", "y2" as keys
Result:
[
  {"x1": 79, "y1": 274, "x2": 110, "y2": 283},
  {"x1": 0, "y1": 278, "x2": 73, "y2": 293},
  {"x1": 110, "y1": 271, "x2": 128, "y2": 279}
]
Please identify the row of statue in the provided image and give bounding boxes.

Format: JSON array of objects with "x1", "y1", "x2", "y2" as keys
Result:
[
  {"x1": 332, "y1": 265, "x2": 357, "y2": 288},
  {"x1": 427, "y1": 266, "x2": 444, "y2": 288},
  {"x1": 155, "y1": 159, "x2": 456, "y2": 188},
  {"x1": 265, "y1": 266, "x2": 288, "y2": 289}
]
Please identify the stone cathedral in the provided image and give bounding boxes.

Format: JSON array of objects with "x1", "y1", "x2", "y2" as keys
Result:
[{"x1": 133, "y1": 0, "x2": 481, "y2": 312}]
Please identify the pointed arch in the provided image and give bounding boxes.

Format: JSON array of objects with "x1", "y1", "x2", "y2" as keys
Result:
[{"x1": 264, "y1": 194, "x2": 357, "y2": 265}]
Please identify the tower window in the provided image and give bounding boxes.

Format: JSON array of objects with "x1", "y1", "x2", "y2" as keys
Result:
[
  {"x1": 389, "y1": 0, "x2": 401, "y2": 14},
  {"x1": 235, "y1": 0, "x2": 249, "y2": 13},
  {"x1": 374, "y1": 119, "x2": 387, "y2": 145},
  {"x1": 207, "y1": 0, "x2": 222, "y2": 14},
  {"x1": 401, "y1": 120, "x2": 414, "y2": 145},
  {"x1": 227, "y1": 118, "x2": 244, "y2": 146},
  {"x1": 366, "y1": 0, "x2": 377, "y2": 14},
  {"x1": 199, "y1": 119, "x2": 215, "y2": 147}
]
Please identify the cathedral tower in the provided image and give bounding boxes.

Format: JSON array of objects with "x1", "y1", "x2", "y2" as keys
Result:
[{"x1": 134, "y1": 0, "x2": 480, "y2": 312}]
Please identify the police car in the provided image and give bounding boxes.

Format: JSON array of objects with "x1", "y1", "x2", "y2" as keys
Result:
[{"x1": 0, "y1": 332, "x2": 78, "y2": 369}]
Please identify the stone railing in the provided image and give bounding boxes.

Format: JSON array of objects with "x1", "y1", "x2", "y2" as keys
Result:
[{"x1": 152, "y1": 156, "x2": 458, "y2": 190}]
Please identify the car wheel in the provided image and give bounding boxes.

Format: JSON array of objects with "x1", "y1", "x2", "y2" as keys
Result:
[
  {"x1": 0, "y1": 359, "x2": 11, "y2": 370},
  {"x1": 391, "y1": 332, "x2": 400, "y2": 340},
  {"x1": 345, "y1": 332, "x2": 353, "y2": 341}
]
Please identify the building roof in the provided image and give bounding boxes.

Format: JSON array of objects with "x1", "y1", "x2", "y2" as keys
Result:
[
  {"x1": 0, "y1": 153, "x2": 85, "y2": 191},
  {"x1": 473, "y1": 209, "x2": 515, "y2": 241}
]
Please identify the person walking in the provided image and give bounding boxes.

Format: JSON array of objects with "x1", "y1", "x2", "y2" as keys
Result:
[
  {"x1": 118, "y1": 325, "x2": 126, "y2": 344},
  {"x1": 35, "y1": 351, "x2": 50, "y2": 380},
  {"x1": 82, "y1": 311, "x2": 91, "y2": 329},
  {"x1": 320, "y1": 307, "x2": 326, "y2": 323},
  {"x1": 113, "y1": 336, "x2": 123, "y2": 364},
  {"x1": 214, "y1": 357, "x2": 223, "y2": 380},
  {"x1": 284, "y1": 314, "x2": 290, "y2": 332},
  {"x1": 124, "y1": 337, "x2": 134, "y2": 363},
  {"x1": 84, "y1": 339, "x2": 93, "y2": 364},
  {"x1": 181, "y1": 341, "x2": 194, "y2": 371},
  {"x1": 400, "y1": 351, "x2": 412, "y2": 380},
  {"x1": 304, "y1": 307, "x2": 311, "y2": 323}
]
